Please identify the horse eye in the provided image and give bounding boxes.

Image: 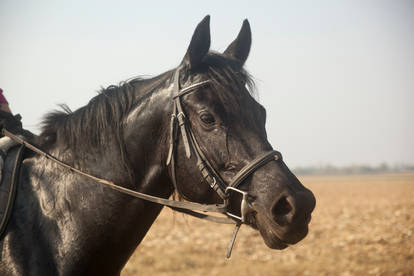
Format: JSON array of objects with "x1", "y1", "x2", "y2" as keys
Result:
[{"x1": 200, "y1": 112, "x2": 215, "y2": 125}]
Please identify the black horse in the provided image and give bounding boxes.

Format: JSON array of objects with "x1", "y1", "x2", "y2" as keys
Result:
[{"x1": 0, "y1": 16, "x2": 315, "y2": 275}]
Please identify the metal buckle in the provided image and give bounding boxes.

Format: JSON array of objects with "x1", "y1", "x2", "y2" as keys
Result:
[
  {"x1": 211, "y1": 176, "x2": 217, "y2": 189},
  {"x1": 176, "y1": 112, "x2": 186, "y2": 125},
  {"x1": 225, "y1": 186, "x2": 252, "y2": 223}
]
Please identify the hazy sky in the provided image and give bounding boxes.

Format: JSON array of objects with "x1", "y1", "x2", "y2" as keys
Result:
[{"x1": 1, "y1": 0, "x2": 413, "y2": 167}]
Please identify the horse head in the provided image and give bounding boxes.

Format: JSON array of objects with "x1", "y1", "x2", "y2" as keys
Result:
[{"x1": 166, "y1": 16, "x2": 316, "y2": 249}]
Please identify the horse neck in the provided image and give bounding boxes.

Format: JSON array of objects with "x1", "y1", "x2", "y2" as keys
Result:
[{"x1": 30, "y1": 79, "x2": 174, "y2": 274}]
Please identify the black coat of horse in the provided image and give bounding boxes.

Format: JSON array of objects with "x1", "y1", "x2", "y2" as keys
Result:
[{"x1": 0, "y1": 16, "x2": 315, "y2": 275}]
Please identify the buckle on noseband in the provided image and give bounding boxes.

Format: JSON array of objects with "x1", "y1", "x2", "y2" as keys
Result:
[
  {"x1": 225, "y1": 186, "x2": 252, "y2": 223},
  {"x1": 224, "y1": 186, "x2": 254, "y2": 258}
]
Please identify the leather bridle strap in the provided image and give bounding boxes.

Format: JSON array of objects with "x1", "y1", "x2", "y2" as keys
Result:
[
  {"x1": 1, "y1": 129, "x2": 235, "y2": 224},
  {"x1": 166, "y1": 68, "x2": 280, "y2": 203},
  {"x1": 228, "y1": 150, "x2": 280, "y2": 189},
  {"x1": 174, "y1": 80, "x2": 210, "y2": 99},
  {"x1": 164, "y1": 68, "x2": 282, "y2": 258},
  {"x1": 0, "y1": 144, "x2": 24, "y2": 239},
  {"x1": 166, "y1": 68, "x2": 227, "y2": 199},
  {"x1": 166, "y1": 67, "x2": 283, "y2": 211}
]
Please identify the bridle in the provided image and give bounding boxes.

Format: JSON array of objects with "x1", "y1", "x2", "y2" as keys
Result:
[
  {"x1": 167, "y1": 67, "x2": 280, "y2": 222},
  {"x1": 165, "y1": 67, "x2": 280, "y2": 256},
  {"x1": 2, "y1": 66, "x2": 280, "y2": 257}
]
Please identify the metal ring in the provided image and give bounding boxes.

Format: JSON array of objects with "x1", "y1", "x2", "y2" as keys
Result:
[
  {"x1": 225, "y1": 186, "x2": 248, "y2": 196},
  {"x1": 225, "y1": 186, "x2": 251, "y2": 223}
]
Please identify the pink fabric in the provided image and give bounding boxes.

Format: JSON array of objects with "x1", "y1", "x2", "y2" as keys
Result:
[{"x1": 0, "y1": 88, "x2": 8, "y2": 104}]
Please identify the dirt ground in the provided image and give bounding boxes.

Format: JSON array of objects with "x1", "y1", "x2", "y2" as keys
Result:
[{"x1": 121, "y1": 173, "x2": 414, "y2": 276}]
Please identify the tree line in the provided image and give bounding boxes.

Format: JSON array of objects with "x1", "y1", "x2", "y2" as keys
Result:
[{"x1": 292, "y1": 163, "x2": 414, "y2": 175}]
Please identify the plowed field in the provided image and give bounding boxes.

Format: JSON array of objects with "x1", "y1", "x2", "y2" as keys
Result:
[{"x1": 121, "y1": 173, "x2": 414, "y2": 276}]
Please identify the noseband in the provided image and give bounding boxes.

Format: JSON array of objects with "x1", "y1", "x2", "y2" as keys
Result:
[
  {"x1": 2, "y1": 67, "x2": 280, "y2": 258},
  {"x1": 167, "y1": 67, "x2": 279, "y2": 222}
]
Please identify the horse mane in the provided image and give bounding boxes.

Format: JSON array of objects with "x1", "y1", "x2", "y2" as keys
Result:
[
  {"x1": 38, "y1": 73, "x2": 169, "y2": 152},
  {"x1": 38, "y1": 53, "x2": 255, "y2": 154}
]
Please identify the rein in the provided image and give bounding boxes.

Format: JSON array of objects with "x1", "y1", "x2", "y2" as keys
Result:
[
  {"x1": 3, "y1": 67, "x2": 280, "y2": 257},
  {"x1": 1, "y1": 129, "x2": 233, "y2": 224}
]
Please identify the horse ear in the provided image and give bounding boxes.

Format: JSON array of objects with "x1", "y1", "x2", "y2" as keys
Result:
[
  {"x1": 223, "y1": 19, "x2": 251, "y2": 65},
  {"x1": 182, "y1": 15, "x2": 211, "y2": 70}
]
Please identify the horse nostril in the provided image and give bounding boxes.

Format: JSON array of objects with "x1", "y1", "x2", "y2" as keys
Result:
[{"x1": 271, "y1": 196, "x2": 293, "y2": 226}]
